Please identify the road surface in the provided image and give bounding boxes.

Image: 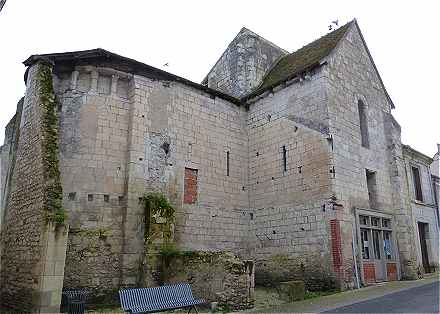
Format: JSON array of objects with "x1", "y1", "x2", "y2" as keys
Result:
[{"x1": 324, "y1": 281, "x2": 439, "y2": 313}]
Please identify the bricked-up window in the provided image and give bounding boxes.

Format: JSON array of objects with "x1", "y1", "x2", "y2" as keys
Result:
[
  {"x1": 412, "y1": 166, "x2": 423, "y2": 202},
  {"x1": 184, "y1": 168, "x2": 198, "y2": 204},
  {"x1": 226, "y1": 151, "x2": 230, "y2": 176},
  {"x1": 282, "y1": 145, "x2": 287, "y2": 172},
  {"x1": 358, "y1": 100, "x2": 369, "y2": 148}
]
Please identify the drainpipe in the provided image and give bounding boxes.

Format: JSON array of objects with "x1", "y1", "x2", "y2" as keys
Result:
[{"x1": 352, "y1": 222, "x2": 360, "y2": 289}]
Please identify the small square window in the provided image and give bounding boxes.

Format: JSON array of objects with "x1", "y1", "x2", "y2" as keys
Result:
[
  {"x1": 68, "y1": 192, "x2": 76, "y2": 201},
  {"x1": 104, "y1": 195, "x2": 110, "y2": 203},
  {"x1": 88, "y1": 194, "x2": 94, "y2": 201},
  {"x1": 371, "y1": 217, "x2": 380, "y2": 227},
  {"x1": 360, "y1": 215, "x2": 369, "y2": 226},
  {"x1": 118, "y1": 196, "x2": 124, "y2": 205},
  {"x1": 382, "y1": 218, "x2": 391, "y2": 228}
]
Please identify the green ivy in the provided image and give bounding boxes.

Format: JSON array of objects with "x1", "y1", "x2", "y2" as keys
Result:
[
  {"x1": 37, "y1": 61, "x2": 66, "y2": 226},
  {"x1": 141, "y1": 192, "x2": 175, "y2": 243},
  {"x1": 137, "y1": 192, "x2": 175, "y2": 286}
]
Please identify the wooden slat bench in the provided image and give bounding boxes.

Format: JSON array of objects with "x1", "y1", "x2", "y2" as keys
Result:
[{"x1": 119, "y1": 283, "x2": 205, "y2": 314}]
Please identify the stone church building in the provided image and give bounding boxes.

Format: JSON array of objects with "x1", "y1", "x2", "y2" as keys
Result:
[{"x1": 1, "y1": 19, "x2": 438, "y2": 312}]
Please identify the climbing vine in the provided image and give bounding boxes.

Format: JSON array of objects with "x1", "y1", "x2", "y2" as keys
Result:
[
  {"x1": 37, "y1": 61, "x2": 66, "y2": 226},
  {"x1": 141, "y1": 192, "x2": 175, "y2": 244},
  {"x1": 137, "y1": 192, "x2": 175, "y2": 286}
]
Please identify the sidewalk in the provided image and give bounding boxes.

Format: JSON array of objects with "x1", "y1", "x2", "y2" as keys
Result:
[{"x1": 250, "y1": 273, "x2": 440, "y2": 313}]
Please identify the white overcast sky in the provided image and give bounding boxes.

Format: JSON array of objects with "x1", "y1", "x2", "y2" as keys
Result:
[{"x1": 0, "y1": 0, "x2": 438, "y2": 156}]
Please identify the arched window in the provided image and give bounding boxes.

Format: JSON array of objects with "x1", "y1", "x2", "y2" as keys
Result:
[{"x1": 358, "y1": 100, "x2": 369, "y2": 148}]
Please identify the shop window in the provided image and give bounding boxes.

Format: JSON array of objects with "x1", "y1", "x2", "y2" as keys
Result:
[
  {"x1": 383, "y1": 231, "x2": 393, "y2": 260},
  {"x1": 372, "y1": 230, "x2": 381, "y2": 259},
  {"x1": 361, "y1": 228, "x2": 370, "y2": 259}
]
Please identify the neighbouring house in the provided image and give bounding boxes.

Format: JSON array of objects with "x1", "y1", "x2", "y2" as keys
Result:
[
  {"x1": 402, "y1": 145, "x2": 439, "y2": 274},
  {"x1": 0, "y1": 19, "x2": 436, "y2": 312},
  {"x1": 430, "y1": 145, "x2": 439, "y2": 226}
]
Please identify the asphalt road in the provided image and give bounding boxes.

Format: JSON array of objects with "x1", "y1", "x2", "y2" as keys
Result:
[{"x1": 323, "y1": 281, "x2": 440, "y2": 313}]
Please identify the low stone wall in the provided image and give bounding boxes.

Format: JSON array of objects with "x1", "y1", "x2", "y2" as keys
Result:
[
  {"x1": 255, "y1": 253, "x2": 337, "y2": 291},
  {"x1": 161, "y1": 251, "x2": 254, "y2": 310}
]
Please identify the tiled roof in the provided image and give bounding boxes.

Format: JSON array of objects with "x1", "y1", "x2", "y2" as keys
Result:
[{"x1": 256, "y1": 22, "x2": 352, "y2": 93}]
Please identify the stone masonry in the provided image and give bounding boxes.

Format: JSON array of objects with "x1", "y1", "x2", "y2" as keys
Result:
[{"x1": 1, "y1": 19, "x2": 437, "y2": 312}]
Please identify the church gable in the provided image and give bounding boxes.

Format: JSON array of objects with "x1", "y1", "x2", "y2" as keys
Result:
[
  {"x1": 202, "y1": 27, "x2": 287, "y2": 98},
  {"x1": 327, "y1": 20, "x2": 394, "y2": 110}
]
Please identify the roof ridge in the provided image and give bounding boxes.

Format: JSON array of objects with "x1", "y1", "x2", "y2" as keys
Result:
[
  {"x1": 247, "y1": 20, "x2": 353, "y2": 98},
  {"x1": 290, "y1": 20, "x2": 353, "y2": 55}
]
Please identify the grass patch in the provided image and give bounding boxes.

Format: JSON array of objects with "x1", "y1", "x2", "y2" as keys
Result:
[{"x1": 304, "y1": 290, "x2": 338, "y2": 300}]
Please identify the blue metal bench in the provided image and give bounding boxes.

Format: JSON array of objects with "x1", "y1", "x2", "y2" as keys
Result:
[
  {"x1": 62, "y1": 290, "x2": 90, "y2": 314},
  {"x1": 119, "y1": 283, "x2": 205, "y2": 314}
]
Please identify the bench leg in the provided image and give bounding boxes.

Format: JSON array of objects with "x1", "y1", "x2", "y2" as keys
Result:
[{"x1": 188, "y1": 305, "x2": 199, "y2": 314}]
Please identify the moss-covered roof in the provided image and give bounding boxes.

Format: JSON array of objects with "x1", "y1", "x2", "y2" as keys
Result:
[{"x1": 256, "y1": 22, "x2": 352, "y2": 93}]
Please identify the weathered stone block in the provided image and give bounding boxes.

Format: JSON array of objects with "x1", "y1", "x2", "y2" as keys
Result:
[{"x1": 277, "y1": 280, "x2": 305, "y2": 302}]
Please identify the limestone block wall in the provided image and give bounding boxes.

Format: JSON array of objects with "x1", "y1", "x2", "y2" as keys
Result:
[
  {"x1": 325, "y1": 25, "x2": 395, "y2": 212},
  {"x1": 54, "y1": 66, "x2": 132, "y2": 294},
  {"x1": 385, "y1": 116, "x2": 419, "y2": 278},
  {"x1": 163, "y1": 251, "x2": 254, "y2": 310},
  {"x1": 204, "y1": 28, "x2": 286, "y2": 98},
  {"x1": 246, "y1": 71, "x2": 343, "y2": 288},
  {"x1": 325, "y1": 24, "x2": 417, "y2": 278},
  {"x1": 0, "y1": 62, "x2": 68, "y2": 312},
  {"x1": 122, "y1": 75, "x2": 251, "y2": 265},
  {"x1": 52, "y1": 64, "x2": 252, "y2": 290}
]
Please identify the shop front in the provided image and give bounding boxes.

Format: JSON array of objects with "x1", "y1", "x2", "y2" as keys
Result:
[{"x1": 355, "y1": 209, "x2": 401, "y2": 284}]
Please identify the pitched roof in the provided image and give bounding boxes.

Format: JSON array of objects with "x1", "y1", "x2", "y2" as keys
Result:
[{"x1": 256, "y1": 22, "x2": 352, "y2": 93}]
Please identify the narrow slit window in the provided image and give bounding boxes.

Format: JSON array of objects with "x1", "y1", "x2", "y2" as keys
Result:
[
  {"x1": 358, "y1": 100, "x2": 369, "y2": 148},
  {"x1": 226, "y1": 151, "x2": 230, "y2": 177},
  {"x1": 282, "y1": 145, "x2": 287, "y2": 172},
  {"x1": 412, "y1": 166, "x2": 423, "y2": 202},
  {"x1": 366, "y1": 169, "x2": 378, "y2": 209}
]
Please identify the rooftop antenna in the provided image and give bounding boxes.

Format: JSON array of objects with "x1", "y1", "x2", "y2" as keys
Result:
[
  {"x1": 328, "y1": 19, "x2": 339, "y2": 31},
  {"x1": 0, "y1": 0, "x2": 7, "y2": 14}
]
